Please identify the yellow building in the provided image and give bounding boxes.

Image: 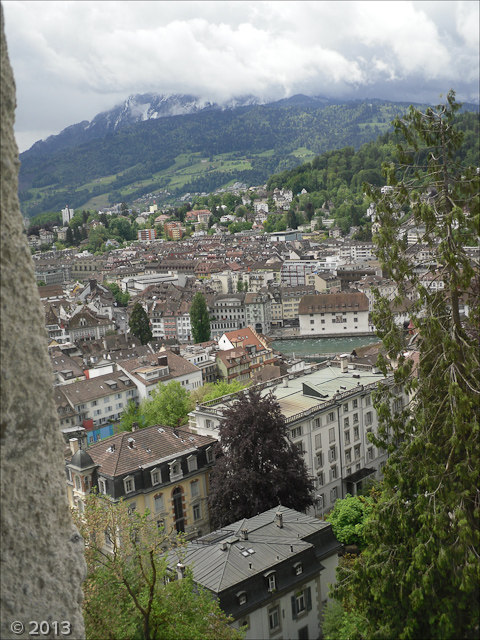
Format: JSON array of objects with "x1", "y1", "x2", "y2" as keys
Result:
[{"x1": 66, "y1": 424, "x2": 217, "y2": 540}]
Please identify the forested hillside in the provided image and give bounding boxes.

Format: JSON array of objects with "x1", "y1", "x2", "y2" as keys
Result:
[{"x1": 20, "y1": 97, "x2": 470, "y2": 218}]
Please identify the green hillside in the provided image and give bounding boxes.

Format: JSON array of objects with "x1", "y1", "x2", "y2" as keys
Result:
[{"x1": 19, "y1": 99, "x2": 432, "y2": 217}]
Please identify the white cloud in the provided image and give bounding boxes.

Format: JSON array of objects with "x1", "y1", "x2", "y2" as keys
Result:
[{"x1": 3, "y1": 0, "x2": 478, "y2": 152}]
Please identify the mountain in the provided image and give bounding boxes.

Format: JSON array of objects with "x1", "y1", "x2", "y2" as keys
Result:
[
  {"x1": 23, "y1": 93, "x2": 267, "y2": 158},
  {"x1": 18, "y1": 94, "x2": 479, "y2": 218}
]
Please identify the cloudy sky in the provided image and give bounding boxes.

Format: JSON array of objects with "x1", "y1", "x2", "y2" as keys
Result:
[{"x1": 3, "y1": 0, "x2": 479, "y2": 152}]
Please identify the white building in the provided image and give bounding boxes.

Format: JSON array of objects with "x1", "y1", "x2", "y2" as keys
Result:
[
  {"x1": 298, "y1": 292, "x2": 370, "y2": 336},
  {"x1": 62, "y1": 205, "x2": 75, "y2": 226},
  {"x1": 189, "y1": 359, "x2": 405, "y2": 515}
]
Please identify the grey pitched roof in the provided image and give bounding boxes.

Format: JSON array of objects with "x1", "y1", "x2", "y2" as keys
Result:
[{"x1": 166, "y1": 506, "x2": 340, "y2": 594}]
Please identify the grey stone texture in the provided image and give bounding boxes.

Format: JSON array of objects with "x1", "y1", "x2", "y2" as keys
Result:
[{"x1": 0, "y1": 6, "x2": 86, "y2": 639}]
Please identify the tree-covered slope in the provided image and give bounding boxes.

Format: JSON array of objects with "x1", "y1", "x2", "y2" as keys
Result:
[{"x1": 19, "y1": 97, "x2": 450, "y2": 217}]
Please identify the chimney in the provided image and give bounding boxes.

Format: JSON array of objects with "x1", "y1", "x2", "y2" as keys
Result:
[
  {"x1": 176, "y1": 562, "x2": 186, "y2": 580},
  {"x1": 69, "y1": 438, "x2": 79, "y2": 455},
  {"x1": 131, "y1": 422, "x2": 139, "y2": 432},
  {"x1": 275, "y1": 511, "x2": 283, "y2": 528},
  {"x1": 340, "y1": 354, "x2": 348, "y2": 373},
  {"x1": 240, "y1": 528, "x2": 248, "y2": 541}
]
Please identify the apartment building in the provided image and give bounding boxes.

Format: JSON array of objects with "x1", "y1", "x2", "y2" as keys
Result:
[{"x1": 189, "y1": 360, "x2": 406, "y2": 516}]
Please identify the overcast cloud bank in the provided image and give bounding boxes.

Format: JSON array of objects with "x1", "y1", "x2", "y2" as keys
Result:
[{"x1": 3, "y1": 1, "x2": 479, "y2": 152}]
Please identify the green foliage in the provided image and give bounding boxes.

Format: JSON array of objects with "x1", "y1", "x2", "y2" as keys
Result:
[
  {"x1": 105, "y1": 281, "x2": 130, "y2": 307},
  {"x1": 142, "y1": 381, "x2": 193, "y2": 428},
  {"x1": 189, "y1": 292, "x2": 210, "y2": 343},
  {"x1": 118, "y1": 400, "x2": 146, "y2": 432},
  {"x1": 331, "y1": 92, "x2": 480, "y2": 640},
  {"x1": 22, "y1": 99, "x2": 480, "y2": 218},
  {"x1": 201, "y1": 379, "x2": 249, "y2": 403},
  {"x1": 72, "y1": 493, "x2": 242, "y2": 640},
  {"x1": 129, "y1": 303, "x2": 153, "y2": 345},
  {"x1": 325, "y1": 493, "x2": 374, "y2": 550},
  {"x1": 322, "y1": 600, "x2": 365, "y2": 640},
  {"x1": 37, "y1": 281, "x2": 47, "y2": 287}
]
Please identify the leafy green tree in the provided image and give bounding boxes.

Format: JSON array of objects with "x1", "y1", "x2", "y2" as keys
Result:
[
  {"x1": 72, "y1": 492, "x2": 242, "y2": 640},
  {"x1": 189, "y1": 292, "x2": 210, "y2": 343},
  {"x1": 118, "y1": 400, "x2": 146, "y2": 432},
  {"x1": 143, "y1": 381, "x2": 193, "y2": 428},
  {"x1": 325, "y1": 493, "x2": 374, "y2": 551},
  {"x1": 129, "y1": 302, "x2": 152, "y2": 345},
  {"x1": 105, "y1": 281, "x2": 130, "y2": 307},
  {"x1": 208, "y1": 388, "x2": 315, "y2": 529},
  {"x1": 332, "y1": 92, "x2": 480, "y2": 640}
]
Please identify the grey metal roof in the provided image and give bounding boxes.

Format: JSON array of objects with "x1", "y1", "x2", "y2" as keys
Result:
[{"x1": 165, "y1": 506, "x2": 339, "y2": 594}]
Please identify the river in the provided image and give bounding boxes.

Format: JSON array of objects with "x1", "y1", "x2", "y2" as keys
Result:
[{"x1": 270, "y1": 335, "x2": 379, "y2": 359}]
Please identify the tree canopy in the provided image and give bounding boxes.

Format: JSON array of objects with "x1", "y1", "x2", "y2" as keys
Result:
[
  {"x1": 189, "y1": 292, "x2": 210, "y2": 343},
  {"x1": 208, "y1": 388, "x2": 315, "y2": 529},
  {"x1": 129, "y1": 302, "x2": 152, "y2": 345},
  {"x1": 72, "y1": 492, "x2": 242, "y2": 640},
  {"x1": 325, "y1": 493, "x2": 375, "y2": 551},
  {"x1": 331, "y1": 91, "x2": 480, "y2": 640}
]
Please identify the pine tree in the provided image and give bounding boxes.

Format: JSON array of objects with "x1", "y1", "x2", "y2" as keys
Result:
[
  {"x1": 189, "y1": 292, "x2": 210, "y2": 343},
  {"x1": 128, "y1": 302, "x2": 152, "y2": 345},
  {"x1": 208, "y1": 388, "x2": 315, "y2": 529},
  {"x1": 332, "y1": 91, "x2": 480, "y2": 640}
]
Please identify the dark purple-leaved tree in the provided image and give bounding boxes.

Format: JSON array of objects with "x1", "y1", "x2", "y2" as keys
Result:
[{"x1": 208, "y1": 388, "x2": 315, "y2": 529}]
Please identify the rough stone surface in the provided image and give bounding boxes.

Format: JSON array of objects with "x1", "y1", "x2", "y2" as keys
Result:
[{"x1": 0, "y1": 6, "x2": 86, "y2": 639}]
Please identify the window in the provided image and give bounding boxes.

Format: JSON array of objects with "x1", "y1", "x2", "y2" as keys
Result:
[
  {"x1": 330, "y1": 487, "x2": 338, "y2": 503},
  {"x1": 173, "y1": 487, "x2": 185, "y2": 533},
  {"x1": 84, "y1": 476, "x2": 90, "y2": 490},
  {"x1": 329, "y1": 427, "x2": 335, "y2": 443},
  {"x1": 317, "y1": 471, "x2": 324, "y2": 486},
  {"x1": 295, "y1": 441, "x2": 305, "y2": 455},
  {"x1": 353, "y1": 399, "x2": 358, "y2": 409},
  {"x1": 353, "y1": 412, "x2": 359, "y2": 423},
  {"x1": 91, "y1": 400, "x2": 97, "y2": 407},
  {"x1": 345, "y1": 430, "x2": 350, "y2": 445},
  {"x1": 365, "y1": 395, "x2": 371, "y2": 406},
  {"x1": 343, "y1": 403, "x2": 349, "y2": 413},
  {"x1": 74, "y1": 475, "x2": 81, "y2": 491},
  {"x1": 365, "y1": 411, "x2": 373, "y2": 425},
  {"x1": 151, "y1": 469, "x2": 160, "y2": 486},
  {"x1": 291, "y1": 426, "x2": 302, "y2": 439},
  {"x1": 310, "y1": 320, "x2": 314, "y2": 325},
  {"x1": 354, "y1": 426, "x2": 360, "y2": 440},
  {"x1": 328, "y1": 445, "x2": 337, "y2": 462},
  {"x1": 291, "y1": 587, "x2": 312, "y2": 619},
  {"x1": 313, "y1": 417, "x2": 321, "y2": 429},
  {"x1": 315, "y1": 433, "x2": 322, "y2": 449},
  {"x1": 328, "y1": 412, "x2": 335, "y2": 423},
  {"x1": 98, "y1": 478, "x2": 107, "y2": 494},
  {"x1": 330, "y1": 465, "x2": 338, "y2": 481},
  {"x1": 154, "y1": 494, "x2": 164, "y2": 513},
  {"x1": 294, "y1": 563, "x2": 303, "y2": 575},
  {"x1": 266, "y1": 572, "x2": 276, "y2": 592},
  {"x1": 206, "y1": 447, "x2": 214, "y2": 463},
  {"x1": 354, "y1": 445, "x2": 361, "y2": 459},
  {"x1": 187, "y1": 455, "x2": 198, "y2": 472},
  {"x1": 193, "y1": 503, "x2": 201, "y2": 521},
  {"x1": 124, "y1": 476, "x2": 135, "y2": 494},
  {"x1": 367, "y1": 447, "x2": 374, "y2": 461},
  {"x1": 345, "y1": 448, "x2": 352, "y2": 463},
  {"x1": 321, "y1": 319, "x2": 325, "y2": 324},
  {"x1": 237, "y1": 592, "x2": 247, "y2": 606},
  {"x1": 191, "y1": 480, "x2": 199, "y2": 497},
  {"x1": 315, "y1": 452, "x2": 324, "y2": 469},
  {"x1": 268, "y1": 605, "x2": 280, "y2": 631},
  {"x1": 128, "y1": 502, "x2": 136, "y2": 515},
  {"x1": 344, "y1": 417, "x2": 349, "y2": 428}
]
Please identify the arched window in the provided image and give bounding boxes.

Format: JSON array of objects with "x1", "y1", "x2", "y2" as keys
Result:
[{"x1": 172, "y1": 487, "x2": 185, "y2": 533}]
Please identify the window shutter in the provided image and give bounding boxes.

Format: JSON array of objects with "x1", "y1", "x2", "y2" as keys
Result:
[
  {"x1": 291, "y1": 595, "x2": 297, "y2": 619},
  {"x1": 306, "y1": 587, "x2": 312, "y2": 612}
]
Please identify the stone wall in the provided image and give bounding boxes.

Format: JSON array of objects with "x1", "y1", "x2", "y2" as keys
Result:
[{"x1": 0, "y1": 5, "x2": 86, "y2": 639}]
